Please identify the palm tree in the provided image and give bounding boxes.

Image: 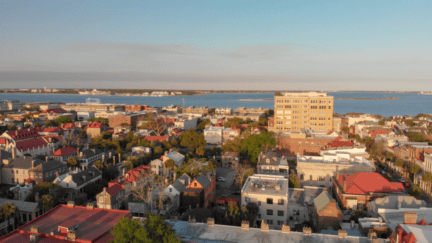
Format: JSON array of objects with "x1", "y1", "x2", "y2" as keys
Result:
[{"x1": 0, "y1": 203, "x2": 17, "y2": 233}]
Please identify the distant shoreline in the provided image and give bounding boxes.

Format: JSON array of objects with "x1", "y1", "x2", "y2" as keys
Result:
[{"x1": 239, "y1": 97, "x2": 402, "y2": 101}]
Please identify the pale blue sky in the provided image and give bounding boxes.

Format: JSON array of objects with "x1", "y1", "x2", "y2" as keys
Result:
[{"x1": 1, "y1": 0, "x2": 431, "y2": 90}]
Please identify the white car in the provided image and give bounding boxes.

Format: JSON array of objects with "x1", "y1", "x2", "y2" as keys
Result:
[{"x1": 217, "y1": 177, "x2": 226, "y2": 182}]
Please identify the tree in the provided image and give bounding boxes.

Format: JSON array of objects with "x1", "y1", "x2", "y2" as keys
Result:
[
  {"x1": 242, "y1": 202, "x2": 259, "y2": 227},
  {"x1": 289, "y1": 173, "x2": 301, "y2": 188},
  {"x1": 93, "y1": 160, "x2": 105, "y2": 170},
  {"x1": 235, "y1": 164, "x2": 254, "y2": 189},
  {"x1": 0, "y1": 203, "x2": 16, "y2": 233},
  {"x1": 139, "y1": 118, "x2": 167, "y2": 136},
  {"x1": 386, "y1": 152, "x2": 395, "y2": 160},
  {"x1": 241, "y1": 131, "x2": 276, "y2": 163},
  {"x1": 169, "y1": 138, "x2": 178, "y2": 147},
  {"x1": 409, "y1": 185, "x2": 422, "y2": 197},
  {"x1": 197, "y1": 119, "x2": 210, "y2": 130},
  {"x1": 342, "y1": 126, "x2": 349, "y2": 134},
  {"x1": 371, "y1": 140, "x2": 385, "y2": 162},
  {"x1": 55, "y1": 116, "x2": 72, "y2": 124},
  {"x1": 124, "y1": 161, "x2": 134, "y2": 170},
  {"x1": 406, "y1": 132, "x2": 426, "y2": 142},
  {"x1": 67, "y1": 157, "x2": 78, "y2": 167},
  {"x1": 179, "y1": 128, "x2": 206, "y2": 152},
  {"x1": 410, "y1": 164, "x2": 423, "y2": 184},
  {"x1": 351, "y1": 209, "x2": 367, "y2": 223},
  {"x1": 196, "y1": 146, "x2": 205, "y2": 156},
  {"x1": 422, "y1": 172, "x2": 432, "y2": 193},
  {"x1": 222, "y1": 137, "x2": 243, "y2": 153},
  {"x1": 34, "y1": 122, "x2": 40, "y2": 127},
  {"x1": 42, "y1": 194, "x2": 54, "y2": 211},
  {"x1": 224, "y1": 118, "x2": 245, "y2": 128},
  {"x1": 154, "y1": 147, "x2": 163, "y2": 154},
  {"x1": 165, "y1": 159, "x2": 176, "y2": 170},
  {"x1": 405, "y1": 120, "x2": 415, "y2": 127}
]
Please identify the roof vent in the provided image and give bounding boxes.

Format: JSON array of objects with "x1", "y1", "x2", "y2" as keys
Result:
[{"x1": 30, "y1": 234, "x2": 40, "y2": 242}]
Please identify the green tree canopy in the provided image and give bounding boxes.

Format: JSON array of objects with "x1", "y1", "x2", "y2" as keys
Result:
[
  {"x1": 154, "y1": 146, "x2": 163, "y2": 154},
  {"x1": 179, "y1": 128, "x2": 206, "y2": 152},
  {"x1": 409, "y1": 185, "x2": 422, "y2": 197},
  {"x1": 410, "y1": 164, "x2": 423, "y2": 175},
  {"x1": 406, "y1": 132, "x2": 426, "y2": 142},
  {"x1": 42, "y1": 194, "x2": 54, "y2": 210},
  {"x1": 67, "y1": 157, "x2": 78, "y2": 167},
  {"x1": 224, "y1": 118, "x2": 245, "y2": 128},
  {"x1": 241, "y1": 131, "x2": 276, "y2": 163},
  {"x1": 111, "y1": 214, "x2": 181, "y2": 243},
  {"x1": 289, "y1": 173, "x2": 301, "y2": 188},
  {"x1": 55, "y1": 116, "x2": 72, "y2": 124},
  {"x1": 170, "y1": 138, "x2": 178, "y2": 146},
  {"x1": 197, "y1": 119, "x2": 210, "y2": 130},
  {"x1": 395, "y1": 159, "x2": 406, "y2": 168}
]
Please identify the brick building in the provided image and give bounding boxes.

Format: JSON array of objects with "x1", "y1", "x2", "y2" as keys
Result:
[
  {"x1": 183, "y1": 174, "x2": 216, "y2": 208},
  {"x1": 85, "y1": 121, "x2": 107, "y2": 139},
  {"x1": 333, "y1": 172, "x2": 405, "y2": 210},
  {"x1": 28, "y1": 158, "x2": 68, "y2": 183},
  {"x1": 313, "y1": 191, "x2": 343, "y2": 232},
  {"x1": 394, "y1": 144, "x2": 432, "y2": 166},
  {"x1": 277, "y1": 133, "x2": 335, "y2": 156},
  {"x1": 125, "y1": 104, "x2": 148, "y2": 111},
  {"x1": 109, "y1": 113, "x2": 147, "y2": 127},
  {"x1": 0, "y1": 203, "x2": 131, "y2": 243}
]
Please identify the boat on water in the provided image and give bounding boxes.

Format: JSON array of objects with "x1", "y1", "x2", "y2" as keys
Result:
[{"x1": 419, "y1": 92, "x2": 432, "y2": 95}]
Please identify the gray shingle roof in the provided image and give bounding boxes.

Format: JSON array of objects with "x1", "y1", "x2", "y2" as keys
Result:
[
  {"x1": 70, "y1": 167, "x2": 101, "y2": 187},
  {"x1": 314, "y1": 191, "x2": 333, "y2": 212},
  {"x1": 2, "y1": 156, "x2": 43, "y2": 169},
  {"x1": 196, "y1": 174, "x2": 210, "y2": 189},
  {"x1": 0, "y1": 198, "x2": 39, "y2": 213},
  {"x1": 29, "y1": 159, "x2": 66, "y2": 172}
]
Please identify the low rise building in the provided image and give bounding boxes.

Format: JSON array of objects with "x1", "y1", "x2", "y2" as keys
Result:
[
  {"x1": 28, "y1": 158, "x2": 68, "y2": 183},
  {"x1": 204, "y1": 127, "x2": 223, "y2": 145},
  {"x1": 183, "y1": 174, "x2": 216, "y2": 209},
  {"x1": 287, "y1": 186, "x2": 324, "y2": 228},
  {"x1": 0, "y1": 203, "x2": 131, "y2": 243},
  {"x1": 50, "y1": 146, "x2": 77, "y2": 162},
  {"x1": 61, "y1": 103, "x2": 125, "y2": 112},
  {"x1": 241, "y1": 174, "x2": 289, "y2": 230},
  {"x1": 226, "y1": 112, "x2": 266, "y2": 122},
  {"x1": 277, "y1": 132, "x2": 337, "y2": 156},
  {"x1": 1, "y1": 154, "x2": 44, "y2": 185},
  {"x1": 85, "y1": 121, "x2": 108, "y2": 139},
  {"x1": 221, "y1": 152, "x2": 240, "y2": 168},
  {"x1": 164, "y1": 173, "x2": 191, "y2": 210},
  {"x1": 109, "y1": 112, "x2": 147, "y2": 127},
  {"x1": 53, "y1": 166, "x2": 102, "y2": 194},
  {"x1": 256, "y1": 151, "x2": 289, "y2": 176},
  {"x1": 0, "y1": 198, "x2": 40, "y2": 226},
  {"x1": 0, "y1": 128, "x2": 57, "y2": 157},
  {"x1": 77, "y1": 146, "x2": 115, "y2": 169},
  {"x1": 333, "y1": 172, "x2": 406, "y2": 210},
  {"x1": 367, "y1": 195, "x2": 426, "y2": 217},
  {"x1": 297, "y1": 152, "x2": 374, "y2": 188},
  {"x1": 9, "y1": 182, "x2": 34, "y2": 201},
  {"x1": 77, "y1": 111, "x2": 95, "y2": 120},
  {"x1": 215, "y1": 107, "x2": 232, "y2": 115},
  {"x1": 313, "y1": 190, "x2": 343, "y2": 232}
]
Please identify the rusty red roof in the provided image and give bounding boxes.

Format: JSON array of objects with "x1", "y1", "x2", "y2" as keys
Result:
[
  {"x1": 418, "y1": 218, "x2": 428, "y2": 225},
  {"x1": 87, "y1": 121, "x2": 106, "y2": 129},
  {"x1": 336, "y1": 172, "x2": 405, "y2": 195},
  {"x1": 327, "y1": 140, "x2": 354, "y2": 148},
  {"x1": 62, "y1": 123, "x2": 76, "y2": 129},
  {"x1": 369, "y1": 130, "x2": 389, "y2": 137},
  {"x1": 0, "y1": 204, "x2": 131, "y2": 243},
  {"x1": 105, "y1": 184, "x2": 124, "y2": 196},
  {"x1": 0, "y1": 138, "x2": 6, "y2": 144},
  {"x1": 51, "y1": 147, "x2": 77, "y2": 157},
  {"x1": 6, "y1": 128, "x2": 40, "y2": 141},
  {"x1": 42, "y1": 127, "x2": 64, "y2": 133},
  {"x1": 109, "y1": 165, "x2": 149, "y2": 187},
  {"x1": 16, "y1": 137, "x2": 48, "y2": 152},
  {"x1": 215, "y1": 123, "x2": 222, "y2": 127},
  {"x1": 41, "y1": 108, "x2": 67, "y2": 114},
  {"x1": 144, "y1": 136, "x2": 168, "y2": 142}
]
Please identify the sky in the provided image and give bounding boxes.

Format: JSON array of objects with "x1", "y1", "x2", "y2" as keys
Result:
[{"x1": 0, "y1": 0, "x2": 431, "y2": 91}]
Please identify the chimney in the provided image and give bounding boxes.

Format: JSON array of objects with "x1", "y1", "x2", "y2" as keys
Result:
[
  {"x1": 82, "y1": 165, "x2": 85, "y2": 171},
  {"x1": 164, "y1": 151, "x2": 168, "y2": 156},
  {"x1": 12, "y1": 148, "x2": 16, "y2": 159},
  {"x1": 32, "y1": 160, "x2": 35, "y2": 168},
  {"x1": 35, "y1": 192, "x2": 39, "y2": 203},
  {"x1": 67, "y1": 201, "x2": 75, "y2": 208},
  {"x1": 77, "y1": 147, "x2": 80, "y2": 155},
  {"x1": 113, "y1": 156, "x2": 116, "y2": 165},
  {"x1": 109, "y1": 152, "x2": 112, "y2": 158},
  {"x1": 367, "y1": 229, "x2": 377, "y2": 240},
  {"x1": 53, "y1": 147, "x2": 56, "y2": 153},
  {"x1": 30, "y1": 225, "x2": 39, "y2": 234},
  {"x1": 261, "y1": 220, "x2": 269, "y2": 231},
  {"x1": 56, "y1": 171, "x2": 59, "y2": 178},
  {"x1": 122, "y1": 167, "x2": 126, "y2": 176},
  {"x1": 87, "y1": 144, "x2": 90, "y2": 150},
  {"x1": 118, "y1": 153, "x2": 121, "y2": 162},
  {"x1": 207, "y1": 218, "x2": 215, "y2": 226},
  {"x1": 76, "y1": 167, "x2": 79, "y2": 173},
  {"x1": 303, "y1": 227, "x2": 312, "y2": 235},
  {"x1": 45, "y1": 156, "x2": 49, "y2": 162},
  {"x1": 69, "y1": 167, "x2": 72, "y2": 172},
  {"x1": 86, "y1": 203, "x2": 94, "y2": 210},
  {"x1": 67, "y1": 231, "x2": 76, "y2": 241},
  {"x1": 241, "y1": 221, "x2": 250, "y2": 230},
  {"x1": 338, "y1": 230, "x2": 348, "y2": 238},
  {"x1": 282, "y1": 224, "x2": 290, "y2": 233},
  {"x1": 403, "y1": 211, "x2": 418, "y2": 224}
]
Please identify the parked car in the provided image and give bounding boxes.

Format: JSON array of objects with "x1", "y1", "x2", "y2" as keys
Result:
[
  {"x1": 217, "y1": 177, "x2": 226, "y2": 182},
  {"x1": 398, "y1": 178, "x2": 406, "y2": 183},
  {"x1": 381, "y1": 170, "x2": 386, "y2": 175}
]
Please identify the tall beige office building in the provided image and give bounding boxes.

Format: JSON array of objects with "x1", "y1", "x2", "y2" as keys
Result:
[{"x1": 274, "y1": 92, "x2": 334, "y2": 132}]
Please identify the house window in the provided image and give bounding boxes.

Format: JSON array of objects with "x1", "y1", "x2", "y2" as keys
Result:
[
  {"x1": 169, "y1": 188, "x2": 172, "y2": 192},
  {"x1": 278, "y1": 199, "x2": 284, "y2": 205},
  {"x1": 300, "y1": 174, "x2": 304, "y2": 180},
  {"x1": 258, "y1": 201, "x2": 261, "y2": 206},
  {"x1": 278, "y1": 211, "x2": 284, "y2": 216},
  {"x1": 267, "y1": 220, "x2": 273, "y2": 225},
  {"x1": 194, "y1": 183, "x2": 197, "y2": 187},
  {"x1": 267, "y1": 198, "x2": 273, "y2": 204},
  {"x1": 278, "y1": 220, "x2": 284, "y2": 226},
  {"x1": 267, "y1": 210, "x2": 273, "y2": 216}
]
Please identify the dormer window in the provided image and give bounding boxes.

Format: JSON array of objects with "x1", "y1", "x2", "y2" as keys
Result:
[{"x1": 266, "y1": 158, "x2": 270, "y2": 164}]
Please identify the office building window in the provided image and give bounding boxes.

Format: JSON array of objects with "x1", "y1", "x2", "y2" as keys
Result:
[
  {"x1": 267, "y1": 198, "x2": 273, "y2": 204},
  {"x1": 267, "y1": 220, "x2": 273, "y2": 225},
  {"x1": 278, "y1": 211, "x2": 284, "y2": 216},
  {"x1": 278, "y1": 221, "x2": 284, "y2": 226},
  {"x1": 267, "y1": 210, "x2": 273, "y2": 216}
]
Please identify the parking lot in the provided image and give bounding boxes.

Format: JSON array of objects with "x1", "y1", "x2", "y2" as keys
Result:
[{"x1": 215, "y1": 167, "x2": 238, "y2": 200}]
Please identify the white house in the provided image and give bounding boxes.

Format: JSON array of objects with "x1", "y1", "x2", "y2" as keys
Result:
[
  {"x1": 53, "y1": 166, "x2": 102, "y2": 195},
  {"x1": 204, "y1": 127, "x2": 223, "y2": 145}
]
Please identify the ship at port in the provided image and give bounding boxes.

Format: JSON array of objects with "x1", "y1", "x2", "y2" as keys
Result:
[
  {"x1": 418, "y1": 91, "x2": 432, "y2": 95},
  {"x1": 78, "y1": 89, "x2": 113, "y2": 96}
]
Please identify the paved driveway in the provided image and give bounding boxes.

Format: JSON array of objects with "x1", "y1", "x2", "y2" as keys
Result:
[{"x1": 215, "y1": 167, "x2": 236, "y2": 199}]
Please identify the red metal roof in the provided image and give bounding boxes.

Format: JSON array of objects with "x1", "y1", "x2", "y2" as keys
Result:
[
  {"x1": 336, "y1": 172, "x2": 405, "y2": 195},
  {"x1": 0, "y1": 138, "x2": 6, "y2": 144},
  {"x1": 109, "y1": 165, "x2": 149, "y2": 187},
  {"x1": 327, "y1": 140, "x2": 354, "y2": 148},
  {"x1": 327, "y1": 130, "x2": 334, "y2": 135},
  {"x1": 6, "y1": 128, "x2": 40, "y2": 141},
  {"x1": 41, "y1": 108, "x2": 67, "y2": 114},
  {"x1": 144, "y1": 136, "x2": 168, "y2": 142},
  {"x1": 51, "y1": 147, "x2": 77, "y2": 157},
  {"x1": 87, "y1": 121, "x2": 106, "y2": 129},
  {"x1": 42, "y1": 127, "x2": 64, "y2": 133},
  {"x1": 369, "y1": 130, "x2": 389, "y2": 137},
  {"x1": 62, "y1": 123, "x2": 76, "y2": 129},
  {"x1": 402, "y1": 232, "x2": 417, "y2": 243},
  {"x1": 215, "y1": 123, "x2": 222, "y2": 127},
  {"x1": 15, "y1": 137, "x2": 48, "y2": 152},
  {"x1": 0, "y1": 204, "x2": 131, "y2": 243},
  {"x1": 105, "y1": 184, "x2": 124, "y2": 196}
]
